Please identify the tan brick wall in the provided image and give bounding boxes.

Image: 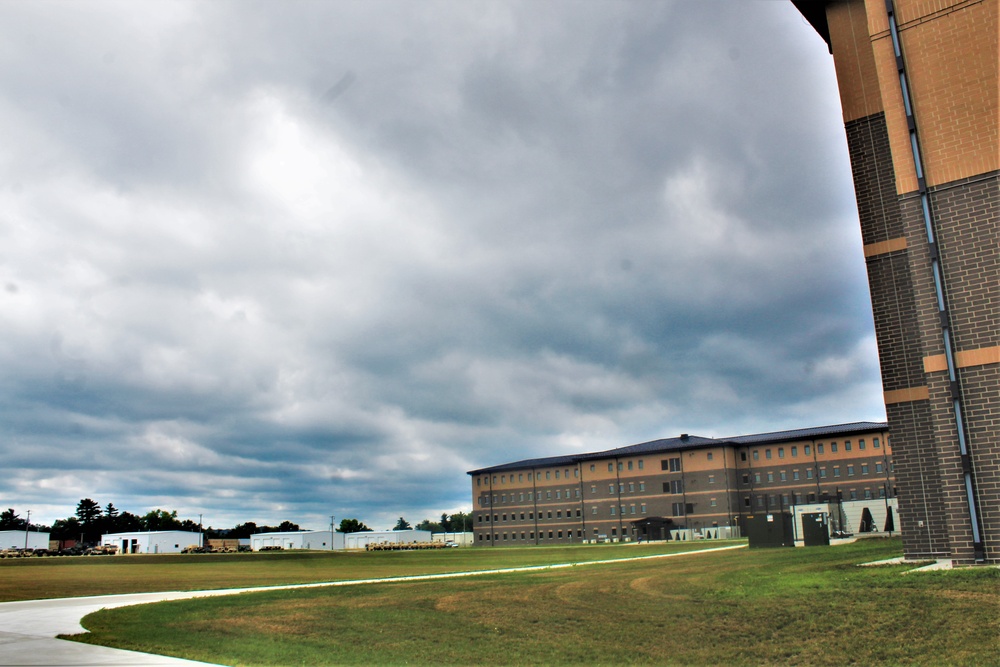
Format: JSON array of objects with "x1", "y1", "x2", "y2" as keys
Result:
[
  {"x1": 809, "y1": 0, "x2": 998, "y2": 563},
  {"x1": 865, "y1": 0, "x2": 999, "y2": 193},
  {"x1": 829, "y1": 0, "x2": 884, "y2": 122}
]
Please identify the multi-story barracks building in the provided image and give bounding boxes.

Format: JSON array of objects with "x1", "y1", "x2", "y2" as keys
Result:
[
  {"x1": 791, "y1": 0, "x2": 997, "y2": 565},
  {"x1": 469, "y1": 422, "x2": 894, "y2": 545}
]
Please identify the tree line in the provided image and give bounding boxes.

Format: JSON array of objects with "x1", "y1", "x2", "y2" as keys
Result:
[
  {"x1": 1, "y1": 502, "x2": 472, "y2": 545},
  {"x1": 1, "y1": 500, "x2": 304, "y2": 545}
]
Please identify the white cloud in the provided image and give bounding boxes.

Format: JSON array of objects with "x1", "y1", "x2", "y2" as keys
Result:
[{"x1": 0, "y1": 1, "x2": 884, "y2": 530}]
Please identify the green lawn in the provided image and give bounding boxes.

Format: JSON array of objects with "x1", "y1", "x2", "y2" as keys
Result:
[
  {"x1": 0, "y1": 540, "x2": 717, "y2": 602},
  {"x1": 61, "y1": 538, "x2": 1000, "y2": 666}
]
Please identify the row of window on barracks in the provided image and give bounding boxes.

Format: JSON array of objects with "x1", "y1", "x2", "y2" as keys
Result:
[{"x1": 471, "y1": 429, "x2": 893, "y2": 544}]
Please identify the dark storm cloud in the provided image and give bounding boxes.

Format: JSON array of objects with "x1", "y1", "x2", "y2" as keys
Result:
[{"x1": 0, "y1": 1, "x2": 882, "y2": 531}]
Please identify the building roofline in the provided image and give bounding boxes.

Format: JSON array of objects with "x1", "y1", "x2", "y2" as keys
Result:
[
  {"x1": 467, "y1": 421, "x2": 888, "y2": 475},
  {"x1": 725, "y1": 421, "x2": 889, "y2": 445}
]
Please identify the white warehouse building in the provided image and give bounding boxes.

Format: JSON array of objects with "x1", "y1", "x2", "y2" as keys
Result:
[
  {"x1": 251, "y1": 530, "x2": 343, "y2": 551},
  {"x1": 0, "y1": 530, "x2": 50, "y2": 550},
  {"x1": 344, "y1": 529, "x2": 432, "y2": 550},
  {"x1": 103, "y1": 531, "x2": 203, "y2": 554},
  {"x1": 250, "y1": 529, "x2": 433, "y2": 551}
]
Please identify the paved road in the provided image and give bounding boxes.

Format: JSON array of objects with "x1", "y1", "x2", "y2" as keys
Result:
[
  {"x1": 0, "y1": 589, "x2": 246, "y2": 666},
  {"x1": 0, "y1": 543, "x2": 747, "y2": 665}
]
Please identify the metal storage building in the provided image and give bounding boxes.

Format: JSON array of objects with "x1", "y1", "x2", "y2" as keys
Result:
[
  {"x1": 250, "y1": 530, "x2": 344, "y2": 551},
  {"x1": 249, "y1": 529, "x2": 434, "y2": 551},
  {"x1": 102, "y1": 530, "x2": 203, "y2": 554},
  {"x1": 343, "y1": 529, "x2": 432, "y2": 550},
  {"x1": 0, "y1": 530, "x2": 50, "y2": 550}
]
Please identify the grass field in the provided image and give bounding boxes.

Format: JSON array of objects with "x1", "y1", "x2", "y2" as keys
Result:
[
  {"x1": 0, "y1": 540, "x2": 717, "y2": 602},
  {"x1": 54, "y1": 538, "x2": 1000, "y2": 666}
]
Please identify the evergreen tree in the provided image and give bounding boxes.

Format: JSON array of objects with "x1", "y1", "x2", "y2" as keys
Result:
[{"x1": 0, "y1": 509, "x2": 25, "y2": 530}]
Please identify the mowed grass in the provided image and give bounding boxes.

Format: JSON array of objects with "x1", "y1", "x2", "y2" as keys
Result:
[
  {"x1": 67, "y1": 538, "x2": 1000, "y2": 666},
  {"x1": 0, "y1": 540, "x2": 718, "y2": 602}
]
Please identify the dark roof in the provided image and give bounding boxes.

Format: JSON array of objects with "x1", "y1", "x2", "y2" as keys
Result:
[
  {"x1": 466, "y1": 453, "x2": 579, "y2": 476},
  {"x1": 468, "y1": 435, "x2": 732, "y2": 475},
  {"x1": 579, "y1": 434, "x2": 731, "y2": 460},
  {"x1": 467, "y1": 421, "x2": 888, "y2": 475},
  {"x1": 726, "y1": 421, "x2": 888, "y2": 446}
]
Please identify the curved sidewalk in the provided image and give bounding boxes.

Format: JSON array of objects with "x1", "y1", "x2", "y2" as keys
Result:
[{"x1": 0, "y1": 543, "x2": 746, "y2": 665}]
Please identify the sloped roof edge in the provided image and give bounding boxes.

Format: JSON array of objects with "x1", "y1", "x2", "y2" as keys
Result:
[{"x1": 467, "y1": 421, "x2": 888, "y2": 475}]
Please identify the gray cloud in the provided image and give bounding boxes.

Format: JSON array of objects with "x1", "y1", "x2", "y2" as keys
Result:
[{"x1": 0, "y1": 1, "x2": 882, "y2": 531}]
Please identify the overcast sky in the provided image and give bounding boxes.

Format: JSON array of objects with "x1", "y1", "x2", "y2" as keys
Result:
[{"x1": 0, "y1": 1, "x2": 884, "y2": 531}]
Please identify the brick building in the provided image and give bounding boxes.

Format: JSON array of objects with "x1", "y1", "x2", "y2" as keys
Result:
[
  {"x1": 792, "y1": 1, "x2": 998, "y2": 563},
  {"x1": 469, "y1": 422, "x2": 893, "y2": 545}
]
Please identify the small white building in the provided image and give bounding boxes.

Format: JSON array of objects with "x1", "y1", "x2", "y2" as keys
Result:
[
  {"x1": 250, "y1": 530, "x2": 344, "y2": 551},
  {"x1": 0, "y1": 530, "x2": 50, "y2": 550},
  {"x1": 103, "y1": 531, "x2": 203, "y2": 554}
]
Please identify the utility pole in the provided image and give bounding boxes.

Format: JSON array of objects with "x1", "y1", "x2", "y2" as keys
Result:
[
  {"x1": 330, "y1": 516, "x2": 335, "y2": 550},
  {"x1": 23, "y1": 510, "x2": 30, "y2": 550}
]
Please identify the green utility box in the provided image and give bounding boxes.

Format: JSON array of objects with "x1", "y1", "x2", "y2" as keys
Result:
[
  {"x1": 801, "y1": 512, "x2": 831, "y2": 546},
  {"x1": 744, "y1": 512, "x2": 795, "y2": 548}
]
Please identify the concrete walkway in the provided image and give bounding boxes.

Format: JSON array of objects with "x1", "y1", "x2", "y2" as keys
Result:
[{"x1": 0, "y1": 543, "x2": 746, "y2": 666}]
